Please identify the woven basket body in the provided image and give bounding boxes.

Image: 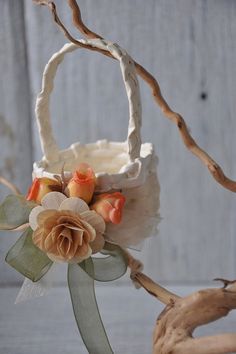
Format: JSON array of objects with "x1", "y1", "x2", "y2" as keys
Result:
[{"x1": 33, "y1": 38, "x2": 160, "y2": 248}]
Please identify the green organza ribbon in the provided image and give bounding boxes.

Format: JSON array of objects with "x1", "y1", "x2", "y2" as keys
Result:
[
  {"x1": 0, "y1": 195, "x2": 36, "y2": 230},
  {"x1": 68, "y1": 243, "x2": 128, "y2": 354},
  {"x1": 68, "y1": 259, "x2": 113, "y2": 354},
  {"x1": 5, "y1": 224, "x2": 127, "y2": 353},
  {"x1": 5, "y1": 227, "x2": 52, "y2": 282},
  {"x1": 83, "y1": 242, "x2": 128, "y2": 282}
]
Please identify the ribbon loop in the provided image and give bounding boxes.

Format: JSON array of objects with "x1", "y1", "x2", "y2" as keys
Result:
[
  {"x1": 93, "y1": 242, "x2": 128, "y2": 282},
  {"x1": 5, "y1": 228, "x2": 52, "y2": 282}
]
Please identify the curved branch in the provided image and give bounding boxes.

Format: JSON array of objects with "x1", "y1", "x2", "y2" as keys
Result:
[
  {"x1": 34, "y1": 1, "x2": 111, "y2": 57},
  {"x1": 152, "y1": 283, "x2": 236, "y2": 354},
  {"x1": 174, "y1": 334, "x2": 236, "y2": 354},
  {"x1": 0, "y1": 176, "x2": 21, "y2": 195},
  {"x1": 34, "y1": 1, "x2": 236, "y2": 192},
  {"x1": 123, "y1": 249, "x2": 179, "y2": 304},
  {"x1": 66, "y1": 0, "x2": 236, "y2": 193},
  {"x1": 134, "y1": 271, "x2": 180, "y2": 305},
  {"x1": 67, "y1": 0, "x2": 102, "y2": 39}
]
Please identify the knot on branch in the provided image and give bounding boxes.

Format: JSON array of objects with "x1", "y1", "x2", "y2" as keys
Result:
[{"x1": 214, "y1": 278, "x2": 236, "y2": 289}]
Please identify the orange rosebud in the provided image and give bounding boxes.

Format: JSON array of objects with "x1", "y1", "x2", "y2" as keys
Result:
[
  {"x1": 66, "y1": 163, "x2": 96, "y2": 204},
  {"x1": 90, "y1": 192, "x2": 126, "y2": 224},
  {"x1": 26, "y1": 177, "x2": 62, "y2": 204}
]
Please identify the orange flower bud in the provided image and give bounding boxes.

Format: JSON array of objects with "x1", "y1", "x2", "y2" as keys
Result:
[
  {"x1": 66, "y1": 163, "x2": 96, "y2": 204},
  {"x1": 26, "y1": 177, "x2": 62, "y2": 204},
  {"x1": 90, "y1": 192, "x2": 126, "y2": 224}
]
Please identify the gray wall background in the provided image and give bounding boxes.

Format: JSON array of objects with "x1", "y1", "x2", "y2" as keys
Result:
[{"x1": 0, "y1": 0, "x2": 236, "y2": 285}]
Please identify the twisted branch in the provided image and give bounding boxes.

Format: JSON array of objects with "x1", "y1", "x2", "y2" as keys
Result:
[
  {"x1": 124, "y1": 252, "x2": 236, "y2": 354},
  {"x1": 67, "y1": 0, "x2": 102, "y2": 39},
  {"x1": 124, "y1": 249, "x2": 236, "y2": 353},
  {"x1": 35, "y1": 0, "x2": 236, "y2": 192},
  {"x1": 174, "y1": 334, "x2": 236, "y2": 354},
  {"x1": 124, "y1": 249, "x2": 179, "y2": 304},
  {"x1": 135, "y1": 272, "x2": 236, "y2": 354}
]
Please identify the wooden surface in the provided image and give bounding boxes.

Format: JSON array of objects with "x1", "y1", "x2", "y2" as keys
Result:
[
  {"x1": 1, "y1": 284, "x2": 236, "y2": 354},
  {"x1": 0, "y1": 0, "x2": 236, "y2": 283},
  {"x1": 0, "y1": 1, "x2": 33, "y2": 284}
]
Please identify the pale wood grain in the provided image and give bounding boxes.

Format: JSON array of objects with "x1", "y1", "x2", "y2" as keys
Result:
[
  {"x1": 0, "y1": 0, "x2": 33, "y2": 284},
  {"x1": 23, "y1": 0, "x2": 236, "y2": 283},
  {"x1": 0, "y1": 1, "x2": 33, "y2": 195},
  {"x1": 1, "y1": 1, "x2": 236, "y2": 283}
]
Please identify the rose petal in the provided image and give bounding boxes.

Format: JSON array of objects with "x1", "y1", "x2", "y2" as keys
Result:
[
  {"x1": 71, "y1": 245, "x2": 92, "y2": 264},
  {"x1": 44, "y1": 229, "x2": 61, "y2": 252},
  {"x1": 41, "y1": 192, "x2": 67, "y2": 209},
  {"x1": 29, "y1": 206, "x2": 45, "y2": 230},
  {"x1": 56, "y1": 214, "x2": 87, "y2": 230},
  {"x1": 32, "y1": 228, "x2": 45, "y2": 249},
  {"x1": 73, "y1": 229, "x2": 84, "y2": 246},
  {"x1": 77, "y1": 240, "x2": 90, "y2": 257},
  {"x1": 59, "y1": 197, "x2": 89, "y2": 214},
  {"x1": 80, "y1": 220, "x2": 96, "y2": 242},
  {"x1": 81, "y1": 210, "x2": 106, "y2": 234},
  {"x1": 109, "y1": 207, "x2": 122, "y2": 224},
  {"x1": 58, "y1": 232, "x2": 72, "y2": 257},
  {"x1": 47, "y1": 252, "x2": 65, "y2": 263},
  {"x1": 67, "y1": 225, "x2": 83, "y2": 231},
  {"x1": 90, "y1": 233, "x2": 105, "y2": 254},
  {"x1": 37, "y1": 210, "x2": 60, "y2": 229}
]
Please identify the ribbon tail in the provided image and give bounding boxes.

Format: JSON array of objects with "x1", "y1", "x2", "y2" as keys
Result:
[{"x1": 67, "y1": 258, "x2": 114, "y2": 354}]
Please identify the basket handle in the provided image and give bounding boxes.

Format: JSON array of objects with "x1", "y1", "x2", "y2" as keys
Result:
[{"x1": 35, "y1": 38, "x2": 142, "y2": 163}]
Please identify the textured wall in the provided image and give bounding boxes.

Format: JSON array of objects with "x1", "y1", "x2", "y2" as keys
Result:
[{"x1": 0, "y1": 0, "x2": 236, "y2": 284}]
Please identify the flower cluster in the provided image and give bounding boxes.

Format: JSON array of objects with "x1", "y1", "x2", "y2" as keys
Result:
[{"x1": 26, "y1": 163, "x2": 125, "y2": 263}]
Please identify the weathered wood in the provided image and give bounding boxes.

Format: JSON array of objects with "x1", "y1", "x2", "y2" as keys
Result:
[
  {"x1": 23, "y1": 0, "x2": 236, "y2": 283},
  {"x1": 0, "y1": 0, "x2": 33, "y2": 284},
  {"x1": 0, "y1": 285, "x2": 236, "y2": 354},
  {"x1": 132, "y1": 271, "x2": 236, "y2": 353},
  {"x1": 0, "y1": 0, "x2": 235, "y2": 283}
]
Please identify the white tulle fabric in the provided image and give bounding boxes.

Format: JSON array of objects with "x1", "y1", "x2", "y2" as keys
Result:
[{"x1": 15, "y1": 264, "x2": 57, "y2": 304}]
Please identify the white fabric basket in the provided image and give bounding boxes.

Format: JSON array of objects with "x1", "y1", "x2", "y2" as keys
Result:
[{"x1": 33, "y1": 38, "x2": 160, "y2": 248}]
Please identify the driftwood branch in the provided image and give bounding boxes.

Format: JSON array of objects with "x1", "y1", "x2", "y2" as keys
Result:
[
  {"x1": 133, "y1": 272, "x2": 236, "y2": 354},
  {"x1": 124, "y1": 249, "x2": 179, "y2": 305},
  {"x1": 174, "y1": 334, "x2": 236, "y2": 354},
  {"x1": 134, "y1": 272, "x2": 180, "y2": 305},
  {"x1": 34, "y1": 0, "x2": 236, "y2": 193},
  {"x1": 125, "y1": 251, "x2": 236, "y2": 354},
  {"x1": 67, "y1": 0, "x2": 102, "y2": 39}
]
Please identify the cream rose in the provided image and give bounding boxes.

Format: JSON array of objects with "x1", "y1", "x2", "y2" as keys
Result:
[{"x1": 29, "y1": 192, "x2": 106, "y2": 263}]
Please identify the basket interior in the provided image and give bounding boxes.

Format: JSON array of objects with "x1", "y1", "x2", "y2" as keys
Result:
[{"x1": 34, "y1": 141, "x2": 154, "y2": 176}]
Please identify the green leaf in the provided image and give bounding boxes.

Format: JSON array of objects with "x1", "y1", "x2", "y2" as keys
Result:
[
  {"x1": 5, "y1": 227, "x2": 53, "y2": 282},
  {"x1": 92, "y1": 242, "x2": 128, "y2": 282},
  {"x1": 0, "y1": 194, "x2": 37, "y2": 230},
  {"x1": 68, "y1": 259, "x2": 114, "y2": 354}
]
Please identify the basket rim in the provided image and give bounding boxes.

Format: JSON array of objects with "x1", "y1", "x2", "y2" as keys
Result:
[{"x1": 33, "y1": 140, "x2": 157, "y2": 192}]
